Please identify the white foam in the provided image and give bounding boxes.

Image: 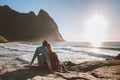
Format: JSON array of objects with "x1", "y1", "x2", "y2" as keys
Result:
[
  {"x1": 1, "y1": 42, "x2": 38, "y2": 52},
  {"x1": 1, "y1": 42, "x2": 120, "y2": 64}
]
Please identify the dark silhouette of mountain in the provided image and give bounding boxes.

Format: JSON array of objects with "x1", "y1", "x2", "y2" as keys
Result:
[{"x1": 0, "y1": 5, "x2": 64, "y2": 41}]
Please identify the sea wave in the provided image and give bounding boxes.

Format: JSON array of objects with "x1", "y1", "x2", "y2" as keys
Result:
[
  {"x1": 0, "y1": 42, "x2": 120, "y2": 64},
  {"x1": 1, "y1": 42, "x2": 120, "y2": 53},
  {"x1": 0, "y1": 42, "x2": 37, "y2": 52},
  {"x1": 98, "y1": 47, "x2": 120, "y2": 51}
]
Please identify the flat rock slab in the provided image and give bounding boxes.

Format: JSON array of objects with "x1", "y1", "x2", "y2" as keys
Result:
[{"x1": 0, "y1": 60, "x2": 120, "y2": 80}]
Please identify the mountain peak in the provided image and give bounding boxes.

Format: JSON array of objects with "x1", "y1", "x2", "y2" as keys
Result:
[
  {"x1": 38, "y1": 9, "x2": 49, "y2": 16},
  {"x1": 0, "y1": 5, "x2": 64, "y2": 41},
  {"x1": 2, "y1": 5, "x2": 10, "y2": 8},
  {"x1": 0, "y1": 5, "x2": 11, "y2": 10},
  {"x1": 29, "y1": 11, "x2": 36, "y2": 16}
]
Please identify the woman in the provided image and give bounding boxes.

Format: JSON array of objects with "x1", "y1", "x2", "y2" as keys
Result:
[{"x1": 46, "y1": 42, "x2": 69, "y2": 72}]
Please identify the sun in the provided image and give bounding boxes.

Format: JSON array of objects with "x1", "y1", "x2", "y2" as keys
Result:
[{"x1": 85, "y1": 13, "x2": 108, "y2": 47}]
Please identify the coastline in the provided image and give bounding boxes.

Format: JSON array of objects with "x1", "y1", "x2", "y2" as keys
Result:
[{"x1": 0, "y1": 46, "x2": 120, "y2": 80}]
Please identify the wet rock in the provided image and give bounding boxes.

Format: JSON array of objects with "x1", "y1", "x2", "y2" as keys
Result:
[{"x1": 114, "y1": 54, "x2": 120, "y2": 60}]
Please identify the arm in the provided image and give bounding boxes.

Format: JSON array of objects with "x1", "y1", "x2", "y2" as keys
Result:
[
  {"x1": 29, "y1": 48, "x2": 37, "y2": 67},
  {"x1": 47, "y1": 60, "x2": 54, "y2": 73},
  {"x1": 44, "y1": 45, "x2": 54, "y2": 73},
  {"x1": 44, "y1": 51, "x2": 54, "y2": 73},
  {"x1": 29, "y1": 57, "x2": 35, "y2": 67}
]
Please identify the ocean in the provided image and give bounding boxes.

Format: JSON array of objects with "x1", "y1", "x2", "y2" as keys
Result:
[{"x1": 0, "y1": 42, "x2": 120, "y2": 64}]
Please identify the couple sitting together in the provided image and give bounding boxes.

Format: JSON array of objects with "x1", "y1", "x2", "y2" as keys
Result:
[{"x1": 29, "y1": 40, "x2": 68, "y2": 73}]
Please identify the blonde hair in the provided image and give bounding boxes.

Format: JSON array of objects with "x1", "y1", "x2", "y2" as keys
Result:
[{"x1": 46, "y1": 43, "x2": 54, "y2": 52}]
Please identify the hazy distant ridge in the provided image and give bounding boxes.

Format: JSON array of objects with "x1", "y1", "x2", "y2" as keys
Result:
[{"x1": 0, "y1": 5, "x2": 64, "y2": 41}]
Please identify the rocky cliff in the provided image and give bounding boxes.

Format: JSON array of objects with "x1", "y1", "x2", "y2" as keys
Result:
[
  {"x1": 0, "y1": 5, "x2": 64, "y2": 41},
  {"x1": 0, "y1": 35, "x2": 8, "y2": 43}
]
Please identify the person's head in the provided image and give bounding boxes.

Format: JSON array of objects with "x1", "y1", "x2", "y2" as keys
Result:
[{"x1": 43, "y1": 40, "x2": 48, "y2": 46}]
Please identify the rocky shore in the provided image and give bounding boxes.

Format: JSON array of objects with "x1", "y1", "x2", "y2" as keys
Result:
[
  {"x1": 0, "y1": 46, "x2": 120, "y2": 80},
  {"x1": 0, "y1": 56, "x2": 120, "y2": 80}
]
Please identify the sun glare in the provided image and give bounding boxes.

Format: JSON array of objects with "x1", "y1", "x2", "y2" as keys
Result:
[{"x1": 85, "y1": 13, "x2": 108, "y2": 47}]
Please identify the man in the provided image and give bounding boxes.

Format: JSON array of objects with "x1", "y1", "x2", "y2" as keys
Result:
[{"x1": 29, "y1": 40, "x2": 54, "y2": 73}]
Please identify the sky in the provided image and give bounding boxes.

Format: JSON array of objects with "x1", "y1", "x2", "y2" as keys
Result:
[{"x1": 0, "y1": 0, "x2": 120, "y2": 42}]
